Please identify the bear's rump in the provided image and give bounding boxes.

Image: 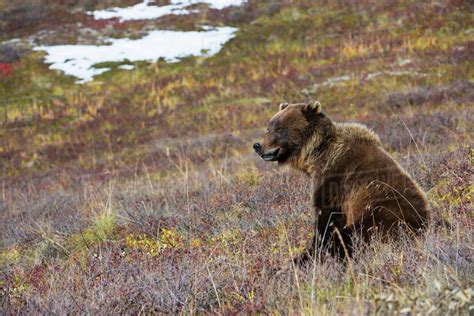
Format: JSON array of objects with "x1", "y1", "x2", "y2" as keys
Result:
[{"x1": 341, "y1": 182, "x2": 427, "y2": 235}]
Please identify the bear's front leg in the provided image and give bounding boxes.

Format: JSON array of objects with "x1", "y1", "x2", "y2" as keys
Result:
[
  {"x1": 317, "y1": 208, "x2": 353, "y2": 260},
  {"x1": 293, "y1": 207, "x2": 353, "y2": 266}
]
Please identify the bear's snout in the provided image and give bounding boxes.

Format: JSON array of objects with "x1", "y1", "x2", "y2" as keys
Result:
[{"x1": 253, "y1": 143, "x2": 263, "y2": 154}]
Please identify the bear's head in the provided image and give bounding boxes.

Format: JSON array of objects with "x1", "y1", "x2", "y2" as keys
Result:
[{"x1": 253, "y1": 100, "x2": 325, "y2": 164}]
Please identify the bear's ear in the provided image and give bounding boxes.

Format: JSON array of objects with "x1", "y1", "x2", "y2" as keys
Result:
[
  {"x1": 279, "y1": 102, "x2": 289, "y2": 111},
  {"x1": 306, "y1": 100, "x2": 322, "y2": 113}
]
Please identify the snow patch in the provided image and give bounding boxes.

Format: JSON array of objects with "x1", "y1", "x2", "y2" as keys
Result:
[
  {"x1": 90, "y1": 0, "x2": 246, "y2": 21},
  {"x1": 118, "y1": 64, "x2": 135, "y2": 70},
  {"x1": 34, "y1": 27, "x2": 238, "y2": 83}
]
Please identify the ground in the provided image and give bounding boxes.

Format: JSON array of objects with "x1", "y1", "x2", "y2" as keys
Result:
[{"x1": 0, "y1": 0, "x2": 473, "y2": 314}]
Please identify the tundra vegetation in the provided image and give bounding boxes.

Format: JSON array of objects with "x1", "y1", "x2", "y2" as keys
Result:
[{"x1": 0, "y1": 0, "x2": 473, "y2": 314}]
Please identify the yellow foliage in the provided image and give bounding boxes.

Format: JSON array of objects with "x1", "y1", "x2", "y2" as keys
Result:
[
  {"x1": 437, "y1": 185, "x2": 473, "y2": 206},
  {"x1": 125, "y1": 234, "x2": 163, "y2": 256},
  {"x1": 270, "y1": 223, "x2": 307, "y2": 256},
  {"x1": 235, "y1": 169, "x2": 261, "y2": 186},
  {"x1": 160, "y1": 228, "x2": 183, "y2": 249},
  {"x1": 190, "y1": 238, "x2": 203, "y2": 248},
  {"x1": 403, "y1": 34, "x2": 456, "y2": 53},
  {"x1": 125, "y1": 228, "x2": 184, "y2": 256},
  {"x1": 0, "y1": 247, "x2": 21, "y2": 265},
  {"x1": 210, "y1": 229, "x2": 243, "y2": 247},
  {"x1": 8, "y1": 275, "x2": 29, "y2": 299},
  {"x1": 341, "y1": 41, "x2": 369, "y2": 60},
  {"x1": 6, "y1": 108, "x2": 23, "y2": 122}
]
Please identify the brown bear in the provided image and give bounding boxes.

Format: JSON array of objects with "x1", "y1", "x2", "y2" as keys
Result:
[{"x1": 253, "y1": 101, "x2": 430, "y2": 264}]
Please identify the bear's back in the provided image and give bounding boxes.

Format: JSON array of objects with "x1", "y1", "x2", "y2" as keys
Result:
[{"x1": 321, "y1": 122, "x2": 430, "y2": 233}]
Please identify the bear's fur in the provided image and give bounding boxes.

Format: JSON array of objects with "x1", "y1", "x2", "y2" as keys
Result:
[{"x1": 254, "y1": 101, "x2": 430, "y2": 263}]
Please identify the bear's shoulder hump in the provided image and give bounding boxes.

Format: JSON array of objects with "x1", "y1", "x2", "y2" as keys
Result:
[{"x1": 335, "y1": 122, "x2": 381, "y2": 144}]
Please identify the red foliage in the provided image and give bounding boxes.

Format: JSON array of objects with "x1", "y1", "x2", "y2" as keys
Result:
[
  {"x1": 27, "y1": 265, "x2": 48, "y2": 292},
  {"x1": 0, "y1": 63, "x2": 13, "y2": 77}
]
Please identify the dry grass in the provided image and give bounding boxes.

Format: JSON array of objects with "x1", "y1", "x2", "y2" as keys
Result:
[
  {"x1": 1, "y1": 146, "x2": 472, "y2": 313},
  {"x1": 1, "y1": 0, "x2": 473, "y2": 314}
]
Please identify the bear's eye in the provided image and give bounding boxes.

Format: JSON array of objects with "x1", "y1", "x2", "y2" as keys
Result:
[{"x1": 267, "y1": 125, "x2": 284, "y2": 133}]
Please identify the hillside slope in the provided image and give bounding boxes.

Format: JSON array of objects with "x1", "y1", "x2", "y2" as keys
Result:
[{"x1": 1, "y1": 0, "x2": 473, "y2": 313}]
